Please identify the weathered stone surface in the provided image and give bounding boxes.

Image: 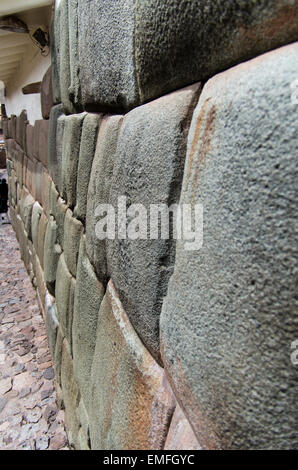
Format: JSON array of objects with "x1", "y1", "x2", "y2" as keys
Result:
[
  {"x1": 25, "y1": 125, "x2": 35, "y2": 160},
  {"x1": 41, "y1": 66, "x2": 54, "y2": 119},
  {"x1": 164, "y1": 404, "x2": 201, "y2": 450},
  {"x1": 31, "y1": 202, "x2": 43, "y2": 251},
  {"x1": 77, "y1": 0, "x2": 137, "y2": 111},
  {"x1": 50, "y1": 192, "x2": 67, "y2": 247},
  {"x1": 45, "y1": 292, "x2": 59, "y2": 359},
  {"x1": 19, "y1": 191, "x2": 35, "y2": 240},
  {"x1": 13, "y1": 145, "x2": 24, "y2": 187},
  {"x1": 107, "y1": 85, "x2": 200, "y2": 363},
  {"x1": 61, "y1": 338, "x2": 80, "y2": 447},
  {"x1": 63, "y1": 209, "x2": 83, "y2": 278},
  {"x1": 25, "y1": 158, "x2": 35, "y2": 196},
  {"x1": 34, "y1": 162, "x2": 43, "y2": 206},
  {"x1": 55, "y1": 254, "x2": 75, "y2": 350},
  {"x1": 76, "y1": 399, "x2": 90, "y2": 450},
  {"x1": 41, "y1": 169, "x2": 52, "y2": 218},
  {"x1": 16, "y1": 110, "x2": 28, "y2": 150},
  {"x1": 36, "y1": 212, "x2": 48, "y2": 270},
  {"x1": 160, "y1": 44, "x2": 298, "y2": 450},
  {"x1": 75, "y1": 0, "x2": 298, "y2": 111},
  {"x1": 74, "y1": 113, "x2": 102, "y2": 222},
  {"x1": 50, "y1": 0, "x2": 61, "y2": 104},
  {"x1": 48, "y1": 104, "x2": 65, "y2": 192},
  {"x1": 33, "y1": 120, "x2": 42, "y2": 161},
  {"x1": 9, "y1": 115, "x2": 17, "y2": 139},
  {"x1": 54, "y1": 326, "x2": 64, "y2": 387},
  {"x1": 38, "y1": 120, "x2": 49, "y2": 168},
  {"x1": 34, "y1": 255, "x2": 46, "y2": 310},
  {"x1": 134, "y1": 0, "x2": 298, "y2": 104},
  {"x1": 68, "y1": 0, "x2": 82, "y2": 110},
  {"x1": 58, "y1": 0, "x2": 76, "y2": 114},
  {"x1": 44, "y1": 216, "x2": 62, "y2": 294},
  {"x1": 86, "y1": 114, "x2": 123, "y2": 285},
  {"x1": 89, "y1": 280, "x2": 175, "y2": 450},
  {"x1": 72, "y1": 236, "x2": 105, "y2": 411},
  {"x1": 62, "y1": 113, "x2": 86, "y2": 208}
]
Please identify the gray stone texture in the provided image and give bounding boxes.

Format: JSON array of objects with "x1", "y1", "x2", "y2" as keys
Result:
[
  {"x1": 45, "y1": 292, "x2": 59, "y2": 359},
  {"x1": 50, "y1": 3, "x2": 61, "y2": 104},
  {"x1": 50, "y1": 192, "x2": 67, "y2": 247},
  {"x1": 55, "y1": 254, "x2": 76, "y2": 351},
  {"x1": 86, "y1": 114, "x2": 123, "y2": 284},
  {"x1": 63, "y1": 209, "x2": 84, "y2": 278},
  {"x1": 70, "y1": 0, "x2": 298, "y2": 111},
  {"x1": 41, "y1": 66, "x2": 54, "y2": 119},
  {"x1": 74, "y1": 113, "x2": 102, "y2": 223},
  {"x1": 160, "y1": 43, "x2": 298, "y2": 450},
  {"x1": 38, "y1": 120, "x2": 50, "y2": 168},
  {"x1": 44, "y1": 216, "x2": 62, "y2": 295},
  {"x1": 31, "y1": 202, "x2": 43, "y2": 251},
  {"x1": 58, "y1": 0, "x2": 76, "y2": 114},
  {"x1": 107, "y1": 85, "x2": 201, "y2": 363},
  {"x1": 48, "y1": 104, "x2": 65, "y2": 193},
  {"x1": 134, "y1": 0, "x2": 298, "y2": 104},
  {"x1": 16, "y1": 110, "x2": 28, "y2": 150},
  {"x1": 25, "y1": 124, "x2": 34, "y2": 160},
  {"x1": 72, "y1": 236, "x2": 105, "y2": 411},
  {"x1": 61, "y1": 338, "x2": 80, "y2": 447},
  {"x1": 89, "y1": 281, "x2": 175, "y2": 450},
  {"x1": 61, "y1": 113, "x2": 86, "y2": 208},
  {"x1": 68, "y1": 0, "x2": 82, "y2": 111},
  {"x1": 77, "y1": 0, "x2": 137, "y2": 111},
  {"x1": 19, "y1": 190, "x2": 35, "y2": 240},
  {"x1": 37, "y1": 211, "x2": 48, "y2": 270}
]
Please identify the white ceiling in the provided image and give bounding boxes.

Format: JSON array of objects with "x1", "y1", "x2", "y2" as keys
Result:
[{"x1": 0, "y1": 1, "x2": 53, "y2": 86}]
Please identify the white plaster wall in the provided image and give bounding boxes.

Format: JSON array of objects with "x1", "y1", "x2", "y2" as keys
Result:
[{"x1": 4, "y1": 44, "x2": 51, "y2": 124}]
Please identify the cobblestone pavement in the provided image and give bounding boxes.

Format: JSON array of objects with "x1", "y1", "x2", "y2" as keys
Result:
[{"x1": 0, "y1": 221, "x2": 69, "y2": 450}]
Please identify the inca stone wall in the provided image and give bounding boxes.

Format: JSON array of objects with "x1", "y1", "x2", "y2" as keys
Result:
[{"x1": 2, "y1": 0, "x2": 298, "y2": 450}]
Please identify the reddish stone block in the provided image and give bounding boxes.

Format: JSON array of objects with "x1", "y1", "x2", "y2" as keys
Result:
[
  {"x1": 89, "y1": 280, "x2": 176, "y2": 450},
  {"x1": 164, "y1": 404, "x2": 202, "y2": 450},
  {"x1": 41, "y1": 66, "x2": 54, "y2": 119},
  {"x1": 38, "y1": 120, "x2": 50, "y2": 168},
  {"x1": 26, "y1": 125, "x2": 35, "y2": 160}
]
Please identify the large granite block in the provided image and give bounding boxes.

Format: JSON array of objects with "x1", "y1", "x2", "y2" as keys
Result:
[
  {"x1": 63, "y1": 209, "x2": 84, "y2": 278},
  {"x1": 36, "y1": 211, "x2": 48, "y2": 270},
  {"x1": 72, "y1": 236, "x2": 105, "y2": 411},
  {"x1": 74, "y1": 0, "x2": 298, "y2": 111},
  {"x1": 61, "y1": 338, "x2": 80, "y2": 448},
  {"x1": 61, "y1": 113, "x2": 86, "y2": 208},
  {"x1": 85, "y1": 114, "x2": 123, "y2": 284},
  {"x1": 74, "y1": 113, "x2": 102, "y2": 223},
  {"x1": 38, "y1": 120, "x2": 50, "y2": 168},
  {"x1": 55, "y1": 254, "x2": 76, "y2": 351},
  {"x1": 16, "y1": 110, "x2": 28, "y2": 150},
  {"x1": 48, "y1": 104, "x2": 65, "y2": 193},
  {"x1": 45, "y1": 292, "x2": 59, "y2": 359},
  {"x1": 89, "y1": 280, "x2": 175, "y2": 450},
  {"x1": 58, "y1": 0, "x2": 75, "y2": 114},
  {"x1": 25, "y1": 125, "x2": 34, "y2": 160},
  {"x1": 19, "y1": 190, "x2": 35, "y2": 240},
  {"x1": 107, "y1": 85, "x2": 200, "y2": 363},
  {"x1": 160, "y1": 43, "x2": 298, "y2": 450},
  {"x1": 50, "y1": 190, "x2": 67, "y2": 247},
  {"x1": 77, "y1": 0, "x2": 137, "y2": 111},
  {"x1": 68, "y1": 0, "x2": 82, "y2": 110},
  {"x1": 31, "y1": 202, "x2": 43, "y2": 251},
  {"x1": 44, "y1": 216, "x2": 62, "y2": 295}
]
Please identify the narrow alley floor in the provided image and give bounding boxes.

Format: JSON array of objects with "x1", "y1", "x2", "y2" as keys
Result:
[{"x1": 0, "y1": 220, "x2": 69, "y2": 450}]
